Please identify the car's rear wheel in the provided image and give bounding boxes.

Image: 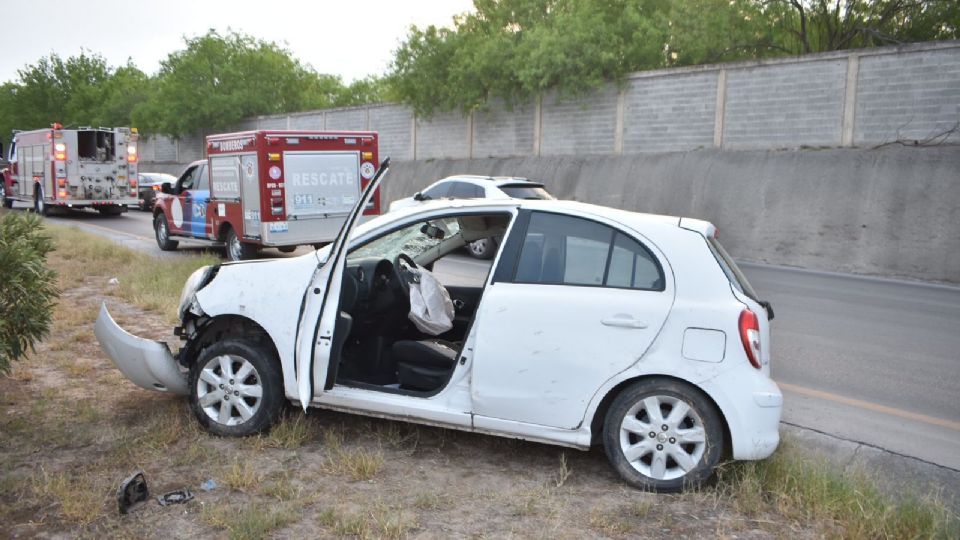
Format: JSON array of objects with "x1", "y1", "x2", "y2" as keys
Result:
[
  {"x1": 189, "y1": 339, "x2": 284, "y2": 437},
  {"x1": 225, "y1": 227, "x2": 258, "y2": 262},
  {"x1": 467, "y1": 237, "x2": 496, "y2": 259},
  {"x1": 603, "y1": 379, "x2": 723, "y2": 492},
  {"x1": 154, "y1": 213, "x2": 179, "y2": 251}
]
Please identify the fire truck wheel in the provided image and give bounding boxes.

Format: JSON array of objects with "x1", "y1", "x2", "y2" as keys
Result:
[
  {"x1": 33, "y1": 187, "x2": 49, "y2": 216},
  {"x1": 97, "y1": 205, "x2": 124, "y2": 216},
  {"x1": 225, "y1": 227, "x2": 258, "y2": 262},
  {"x1": 154, "y1": 213, "x2": 179, "y2": 251},
  {"x1": 1, "y1": 184, "x2": 12, "y2": 209}
]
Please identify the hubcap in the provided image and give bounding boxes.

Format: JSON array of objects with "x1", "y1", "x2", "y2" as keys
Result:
[
  {"x1": 196, "y1": 354, "x2": 263, "y2": 426},
  {"x1": 619, "y1": 395, "x2": 706, "y2": 481}
]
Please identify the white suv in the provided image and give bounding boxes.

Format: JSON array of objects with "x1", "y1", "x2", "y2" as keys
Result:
[{"x1": 389, "y1": 175, "x2": 554, "y2": 259}]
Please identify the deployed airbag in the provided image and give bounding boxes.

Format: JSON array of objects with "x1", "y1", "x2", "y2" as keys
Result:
[{"x1": 408, "y1": 268, "x2": 454, "y2": 335}]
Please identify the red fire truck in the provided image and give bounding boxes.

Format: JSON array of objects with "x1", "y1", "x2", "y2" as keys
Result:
[
  {"x1": 153, "y1": 130, "x2": 380, "y2": 261},
  {"x1": 1, "y1": 124, "x2": 138, "y2": 214}
]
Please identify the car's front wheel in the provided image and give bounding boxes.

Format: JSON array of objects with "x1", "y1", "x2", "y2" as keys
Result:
[
  {"x1": 154, "y1": 213, "x2": 178, "y2": 251},
  {"x1": 603, "y1": 379, "x2": 723, "y2": 492},
  {"x1": 189, "y1": 339, "x2": 284, "y2": 437}
]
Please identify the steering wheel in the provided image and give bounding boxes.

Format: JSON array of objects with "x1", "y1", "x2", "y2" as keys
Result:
[{"x1": 392, "y1": 252, "x2": 419, "y2": 302}]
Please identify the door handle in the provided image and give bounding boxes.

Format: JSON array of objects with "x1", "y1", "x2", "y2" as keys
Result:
[{"x1": 601, "y1": 315, "x2": 648, "y2": 329}]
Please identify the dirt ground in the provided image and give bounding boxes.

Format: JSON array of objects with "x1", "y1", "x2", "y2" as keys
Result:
[{"x1": 0, "y1": 278, "x2": 828, "y2": 539}]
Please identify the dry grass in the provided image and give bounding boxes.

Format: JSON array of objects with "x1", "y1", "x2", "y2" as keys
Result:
[{"x1": 317, "y1": 504, "x2": 418, "y2": 539}]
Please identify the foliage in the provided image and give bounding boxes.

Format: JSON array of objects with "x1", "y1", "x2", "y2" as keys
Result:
[
  {"x1": 389, "y1": 0, "x2": 960, "y2": 115},
  {"x1": 763, "y1": 0, "x2": 960, "y2": 54},
  {"x1": 0, "y1": 211, "x2": 59, "y2": 373},
  {"x1": 0, "y1": 52, "x2": 151, "y2": 147},
  {"x1": 133, "y1": 30, "x2": 387, "y2": 137}
]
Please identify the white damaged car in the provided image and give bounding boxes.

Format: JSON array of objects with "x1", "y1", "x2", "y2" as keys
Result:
[{"x1": 95, "y1": 161, "x2": 781, "y2": 492}]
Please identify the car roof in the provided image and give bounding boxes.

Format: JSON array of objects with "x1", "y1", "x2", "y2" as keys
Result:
[
  {"x1": 438, "y1": 175, "x2": 542, "y2": 187},
  {"x1": 390, "y1": 198, "x2": 686, "y2": 232}
]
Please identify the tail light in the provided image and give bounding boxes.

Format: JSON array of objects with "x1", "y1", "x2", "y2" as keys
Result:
[
  {"x1": 152, "y1": 185, "x2": 161, "y2": 191},
  {"x1": 739, "y1": 309, "x2": 761, "y2": 369}
]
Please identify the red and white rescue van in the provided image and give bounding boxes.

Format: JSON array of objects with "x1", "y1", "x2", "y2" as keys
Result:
[
  {"x1": 153, "y1": 130, "x2": 380, "y2": 261},
  {"x1": 1, "y1": 124, "x2": 139, "y2": 215}
]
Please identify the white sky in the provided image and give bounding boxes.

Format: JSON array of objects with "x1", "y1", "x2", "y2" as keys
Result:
[{"x1": 0, "y1": 0, "x2": 475, "y2": 84}]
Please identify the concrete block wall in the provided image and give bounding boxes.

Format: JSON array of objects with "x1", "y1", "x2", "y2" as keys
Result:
[
  {"x1": 472, "y1": 100, "x2": 536, "y2": 158},
  {"x1": 855, "y1": 47, "x2": 960, "y2": 145},
  {"x1": 369, "y1": 105, "x2": 414, "y2": 162},
  {"x1": 144, "y1": 41, "x2": 959, "y2": 162},
  {"x1": 622, "y1": 71, "x2": 717, "y2": 152},
  {"x1": 415, "y1": 112, "x2": 471, "y2": 160},
  {"x1": 326, "y1": 107, "x2": 368, "y2": 131},
  {"x1": 722, "y1": 59, "x2": 847, "y2": 149},
  {"x1": 287, "y1": 112, "x2": 323, "y2": 130},
  {"x1": 539, "y1": 86, "x2": 620, "y2": 155}
]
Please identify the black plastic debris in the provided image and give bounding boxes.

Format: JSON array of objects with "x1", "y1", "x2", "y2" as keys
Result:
[
  {"x1": 117, "y1": 471, "x2": 149, "y2": 515},
  {"x1": 157, "y1": 488, "x2": 194, "y2": 507}
]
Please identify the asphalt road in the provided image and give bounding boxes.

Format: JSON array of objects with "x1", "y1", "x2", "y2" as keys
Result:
[{"x1": 26, "y1": 204, "x2": 960, "y2": 471}]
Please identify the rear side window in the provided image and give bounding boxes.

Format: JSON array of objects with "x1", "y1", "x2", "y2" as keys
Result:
[
  {"x1": 449, "y1": 182, "x2": 481, "y2": 198},
  {"x1": 513, "y1": 212, "x2": 664, "y2": 290},
  {"x1": 706, "y1": 236, "x2": 759, "y2": 301},
  {"x1": 499, "y1": 184, "x2": 553, "y2": 200},
  {"x1": 422, "y1": 182, "x2": 451, "y2": 200}
]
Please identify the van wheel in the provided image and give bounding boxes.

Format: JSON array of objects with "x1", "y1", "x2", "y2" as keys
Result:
[
  {"x1": 189, "y1": 339, "x2": 284, "y2": 437},
  {"x1": 225, "y1": 227, "x2": 258, "y2": 262},
  {"x1": 33, "y1": 187, "x2": 49, "y2": 216},
  {"x1": 154, "y1": 213, "x2": 179, "y2": 251},
  {"x1": 603, "y1": 379, "x2": 723, "y2": 492}
]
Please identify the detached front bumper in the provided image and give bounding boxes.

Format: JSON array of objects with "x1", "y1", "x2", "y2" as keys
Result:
[{"x1": 94, "y1": 303, "x2": 189, "y2": 395}]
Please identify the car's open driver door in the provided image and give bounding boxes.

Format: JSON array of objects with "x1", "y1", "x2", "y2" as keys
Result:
[{"x1": 293, "y1": 158, "x2": 390, "y2": 409}]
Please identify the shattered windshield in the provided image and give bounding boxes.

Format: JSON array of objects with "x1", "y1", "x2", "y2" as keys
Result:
[{"x1": 350, "y1": 217, "x2": 461, "y2": 262}]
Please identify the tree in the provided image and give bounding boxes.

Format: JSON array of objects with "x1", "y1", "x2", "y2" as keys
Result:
[
  {"x1": 0, "y1": 53, "x2": 149, "y2": 147},
  {"x1": 760, "y1": 0, "x2": 960, "y2": 54},
  {"x1": 133, "y1": 30, "x2": 379, "y2": 137},
  {"x1": 389, "y1": 0, "x2": 959, "y2": 115},
  {"x1": 0, "y1": 212, "x2": 59, "y2": 374}
]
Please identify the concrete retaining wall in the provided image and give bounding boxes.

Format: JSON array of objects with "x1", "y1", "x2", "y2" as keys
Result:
[
  {"x1": 137, "y1": 42, "x2": 960, "y2": 282},
  {"x1": 379, "y1": 147, "x2": 960, "y2": 283}
]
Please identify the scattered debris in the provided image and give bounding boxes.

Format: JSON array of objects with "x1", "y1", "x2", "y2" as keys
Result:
[
  {"x1": 107, "y1": 277, "x2": 119, "y2": 286},
  {"x1": 157, "y1": 488, "x2": 195, "y2": 507},
  {"x1": 200, "y1": 479, "x2": 218, "y2": 492},
  {"x1": 117, "y1": 471, "x2": 149, "y2": 515}
]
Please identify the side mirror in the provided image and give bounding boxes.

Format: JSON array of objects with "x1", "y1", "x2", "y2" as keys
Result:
[
  {"x1": 160, "y1": 182, "x2": 173, "y2": 195},
  {"x1": 413, "y1": 192, "x2": 426, "y2": 201}
]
